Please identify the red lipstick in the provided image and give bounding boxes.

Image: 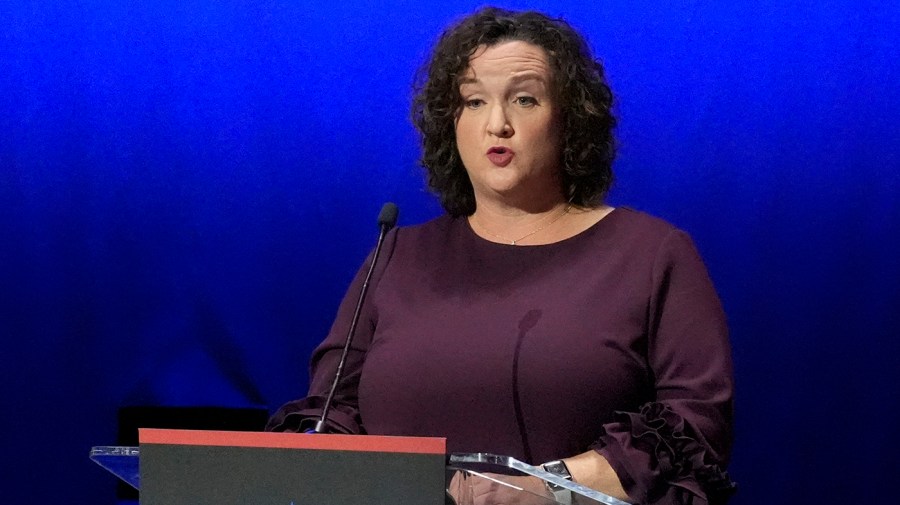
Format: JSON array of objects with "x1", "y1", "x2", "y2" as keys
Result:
[{"x1": 486, "y1": 146, "x2": 514, "y2": 167}]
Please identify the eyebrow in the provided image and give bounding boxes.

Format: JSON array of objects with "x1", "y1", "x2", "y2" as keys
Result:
[{"x1": 458, "y1": 72, "x2": 549, "y2": 86}]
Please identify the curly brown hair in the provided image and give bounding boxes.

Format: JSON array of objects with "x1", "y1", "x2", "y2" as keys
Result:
[{"x1": 411, "y1": 7, "x2": 616, "y2": 217}]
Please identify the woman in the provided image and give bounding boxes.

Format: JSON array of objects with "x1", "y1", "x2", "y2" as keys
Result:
[{"x1": 268, "y1": 7, "x2": 735, "y2": 505}]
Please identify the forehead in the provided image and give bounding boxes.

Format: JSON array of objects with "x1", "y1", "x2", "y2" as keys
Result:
[{"x1": 462, "y1": 40, "x2": 553, "y2": 81}]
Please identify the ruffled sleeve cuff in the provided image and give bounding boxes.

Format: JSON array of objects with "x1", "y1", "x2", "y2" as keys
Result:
[
  {"x1": 591, "y1": 402, "x2": 736, "y2": 505},
  {"x1": 265, "y1": 396, "x2": 363, "y2": 435}
]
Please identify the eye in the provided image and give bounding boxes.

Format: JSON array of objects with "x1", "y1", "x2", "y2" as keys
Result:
[
  {"x1": 465, "y1": 98, "x2": 485, "y2": 109},
  {"x1": 514, "y1": 96, "x2": 538, "y2": 107}
]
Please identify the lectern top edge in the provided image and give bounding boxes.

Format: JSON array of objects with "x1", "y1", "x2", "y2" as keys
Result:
[{"x1": 139, "y1": 428, "x2": 447, "y2": 455}]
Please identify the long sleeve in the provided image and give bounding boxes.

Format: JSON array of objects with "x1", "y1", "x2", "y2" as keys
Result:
[
  {"x1": 593, "y1": 229, "x2": 736, "y2": 504},
  {"x1": 265, "y1": 229, "x2": 398, "y2": 434}
]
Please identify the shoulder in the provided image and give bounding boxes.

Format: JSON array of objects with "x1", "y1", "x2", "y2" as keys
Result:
[
  {"x1": 398, "y1": 213, "x2": 457, "y2": 235},
  {"x1": 602, "y1": 206, "x2": 695, "y2": 253},
  {"x1": 608, "y1": 206, "x2": 679, "y2": 238},
  {"x1": 391, "y1": 213, "x2": 465, "y2": 249},
  {"x1": 373, "y1": 214, "x2": 463, "y2": 269},
  {"x1": 609, "y1": 208, "x2": 718, "y2": 290},
  {"x1": 581, "y1": 207, "x2": 712, "y2": 288}
]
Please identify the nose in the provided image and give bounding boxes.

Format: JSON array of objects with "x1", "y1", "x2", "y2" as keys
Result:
[{"x1": 486, "y1": 103, "x2": 513, "y2": 138}]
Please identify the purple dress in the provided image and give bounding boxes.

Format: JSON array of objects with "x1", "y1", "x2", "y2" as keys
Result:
[{"x1": 268, "y1": 207, "x2": 735, "y2": 504}]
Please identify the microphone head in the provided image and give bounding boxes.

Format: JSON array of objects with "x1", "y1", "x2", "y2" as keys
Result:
[{"x1": 377, "y1": 202, "x2": 399, "y2": 230}]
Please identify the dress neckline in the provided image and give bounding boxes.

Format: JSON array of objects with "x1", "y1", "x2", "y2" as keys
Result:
[{"x1": 462, "y1": 207, "x2": 624, "y2": 250}]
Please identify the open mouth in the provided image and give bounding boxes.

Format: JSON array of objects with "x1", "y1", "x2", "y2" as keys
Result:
[{"x1": 486, "y1": 146, "x2": 514, "y2": 166}]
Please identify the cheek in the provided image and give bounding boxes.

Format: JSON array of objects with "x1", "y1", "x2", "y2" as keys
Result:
[
  {"x1": 541, "y1": 115, "x2": 563, "y2": 154},
  {"x1": 454, "y1": 118, "x2": 479, "y2": 152}
]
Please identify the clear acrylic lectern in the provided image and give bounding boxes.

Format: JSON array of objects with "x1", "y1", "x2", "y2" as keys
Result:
[{"x1": 92, "y1": 439, "x2": 630, "y2": 505}]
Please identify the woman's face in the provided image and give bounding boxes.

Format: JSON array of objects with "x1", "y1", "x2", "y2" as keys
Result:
[{"x1": 455, "y1": 40, "x2": 563, "y2": 207}]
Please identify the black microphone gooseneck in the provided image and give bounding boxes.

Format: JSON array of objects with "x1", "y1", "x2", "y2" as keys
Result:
[{"x1": 313, "y1": 202, "x2": 399, "y2": 434}]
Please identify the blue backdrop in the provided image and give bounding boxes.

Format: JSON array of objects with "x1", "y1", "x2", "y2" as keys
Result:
[{"x1": 1, "y1": 1, "x2": 898, "y2": 503}]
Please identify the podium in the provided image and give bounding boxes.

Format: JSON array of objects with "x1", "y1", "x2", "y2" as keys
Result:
[{"x1": 91, "y1": 429, "x2": 630, "y2": 505}]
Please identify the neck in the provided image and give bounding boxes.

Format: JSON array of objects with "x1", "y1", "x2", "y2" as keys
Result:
[
  {"x1": 469, "y1": 199, "x2": 572, "y2": 245},
  {"x1": 473, "y1": 187, "x2": 567, "y2": 215}
]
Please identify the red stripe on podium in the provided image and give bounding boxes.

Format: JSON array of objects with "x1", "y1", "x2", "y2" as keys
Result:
[{"x1": 139, "y1": 428, "x2": 446, "y2": 454}]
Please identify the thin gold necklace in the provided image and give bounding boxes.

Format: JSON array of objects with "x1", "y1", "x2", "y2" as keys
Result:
[{"x1": 471, "y1": 205, "x2": 571, "y2": 245}]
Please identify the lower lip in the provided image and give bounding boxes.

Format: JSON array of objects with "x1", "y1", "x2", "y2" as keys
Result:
[{"x1": 487, "y1": 152, "x2": 514, "y2": 167}]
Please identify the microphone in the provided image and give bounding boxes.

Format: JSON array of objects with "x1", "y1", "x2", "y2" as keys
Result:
[
  {"x1": 377, "y1": 202, "x2": 399, "y2": 230},
  {"x1": 313, "y1": 202, "x2": 399, "y2": 433}
]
